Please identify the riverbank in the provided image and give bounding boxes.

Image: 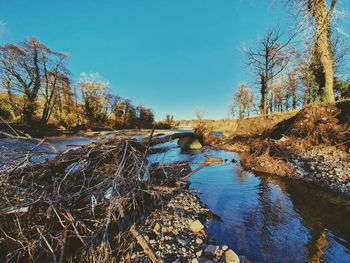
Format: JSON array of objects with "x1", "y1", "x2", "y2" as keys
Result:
[
  {"x1": 211, "y1": 102, "x2": 350, "y2": 197},
  {"x1": 220, "y1": 137, "x2": 350, "y2": 196},
  {"x1": 129, "y1": 191, "x2": 247, "y2": 263}
]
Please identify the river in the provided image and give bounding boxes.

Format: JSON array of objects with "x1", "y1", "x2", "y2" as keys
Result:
[
  {"x1": 148, "y1": 139, "x2": 350, "y2": 263},
  {"x1": 1, "y1": 133, "x2": 350, "y2": 262}
]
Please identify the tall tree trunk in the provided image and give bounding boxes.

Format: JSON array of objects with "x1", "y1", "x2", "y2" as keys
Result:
[{"x1": 311, "y1": 0, "x2": 335, "y2": 103}]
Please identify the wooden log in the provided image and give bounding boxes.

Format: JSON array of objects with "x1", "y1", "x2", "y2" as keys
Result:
[
  {"x1": 130, "y1": 225, "x2": 162, "y2": 263},
  {"x1": 180, "y1": 164, "x2": 208, "y2": 180}
]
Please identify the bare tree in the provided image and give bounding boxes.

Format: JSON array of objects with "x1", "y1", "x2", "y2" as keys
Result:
[
  {"x1": 39, "y1": 50, "x2": 69, "y2": 125},
  {"x1": 245, "y1": 28, "x2": 293, "y2": 115}
]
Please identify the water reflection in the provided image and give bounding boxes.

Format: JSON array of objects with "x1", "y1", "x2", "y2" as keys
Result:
[
  {"x1": 285, "y1": 181, "x2": 350, "y2": 262},
  {"x1": 185, "y1": 151, "x2": 350, "y2": 263}
]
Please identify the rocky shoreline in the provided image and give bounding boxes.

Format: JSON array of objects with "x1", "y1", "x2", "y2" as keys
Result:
[
  {"x1": 292, "y1": 145, "x2": 350, "y2": 196},
  {"x1": 126, "y1": 191, "x2": 249, "y2": 263},
  {"x1": 219, "y1": 139, "x2": 350, "y2": 197}
]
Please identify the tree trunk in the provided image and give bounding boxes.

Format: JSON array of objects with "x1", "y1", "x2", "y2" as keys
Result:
[
  {"x1": 260, "y1": 75, "x2": 268, "y2": 115},
  {"x1": 239, "y1": 99, "x2": 243, "y2": 119},
  {"x1": 22, "y1": 97, "x2": 37, "y2": 125},
  {"x1": 312, "y1": 0, "x2": 335, "y2": 103}
]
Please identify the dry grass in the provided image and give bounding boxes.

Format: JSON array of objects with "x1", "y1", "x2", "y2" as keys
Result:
[
  {"x1": 269, "y1": 102, "x2": 350, "y2": 148},
  {"x1": 186, "y1": 111, "x2": 297, "y2": 139}
]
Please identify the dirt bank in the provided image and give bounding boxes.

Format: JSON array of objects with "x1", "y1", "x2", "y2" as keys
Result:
[{"x1": 211, "y1": 102, "x2": 350, "y2": 196}]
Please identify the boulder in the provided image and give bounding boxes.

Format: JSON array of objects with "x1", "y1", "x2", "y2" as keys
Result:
[{"x1": 178, "y1": 137, "x2": 202, "y2": 150}]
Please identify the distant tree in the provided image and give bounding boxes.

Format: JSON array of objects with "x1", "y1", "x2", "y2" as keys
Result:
[
  {"x1": 286, "y1": 69, "x2": 298, "y2": 110},
  {"x1": 232, "y1": 83, "x2": 253, "y2": 119},
  {"x1": 136, "y1": 104, "x2": 154, "y2": 129},
  {"x1": 78, "y1": 72, "x2": 109, "y2": 127},
  {"x1": 194, "y1": 108, "x2": 205, "y2": 120},
  {"x1": 113, "y1": 99, "x2": 138, "y2": 128},
  {"x1": 165, "y1": 114, "x2": 174, "y2": 127}
]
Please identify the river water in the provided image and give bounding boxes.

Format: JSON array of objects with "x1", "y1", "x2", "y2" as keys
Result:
[
  {"x1": 1, "y1": 134, "x2": 350, "y2": 262},
  {"x1": 149, "y1": 140, "x2": 350, "y2": 263}
]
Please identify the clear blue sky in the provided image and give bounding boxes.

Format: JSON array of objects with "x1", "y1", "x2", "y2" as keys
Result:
[{"x1": 0, "y1": 0, "x2": 349, "y2": 120}]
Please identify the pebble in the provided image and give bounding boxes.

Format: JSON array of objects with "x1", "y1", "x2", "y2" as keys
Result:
[
  {"x1": 204, "y1": 245, "x2": 218, "y2": 257},
  {"x1": 196, "y1": 250, "x2": 203, "y2": 257},
  {"x1": 196, "y1": 238, "x2": 203, "y2": 245},
  {"x1": 178, "y1": 238, "x2": 188, "y2": 246},
  {"x1": 189, "y1": 220, "x2": 205, "y2": 233},
  {"x1": 153, "y1": 223, "x2": 161, "y2": 233}
]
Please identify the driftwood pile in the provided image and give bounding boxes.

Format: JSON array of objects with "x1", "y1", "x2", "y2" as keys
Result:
[
  {"x1": 0, "y1": 135, "x2": 165, "y2": 262},
  {"x1": 0, "y1": 132, "x2": 222, "y2": 262}
]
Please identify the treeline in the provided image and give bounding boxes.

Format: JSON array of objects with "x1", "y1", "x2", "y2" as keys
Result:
[
  {"x1": 231, "y1": 0, "x2": 350, "y2": 119},
  {"x1": 0, "y1": 38, "x2": 155, "y2": 129}
]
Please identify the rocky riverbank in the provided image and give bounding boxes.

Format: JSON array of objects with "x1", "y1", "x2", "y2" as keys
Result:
[
  {"x1": 218, "y1": 138, "x2": 350, "y2": 197},
  {"x1": 292, "y1": 145, "x2": 350, "y2": 195},
  {"x1": 127, "y1": 191, "x2": 249, "y2": 263}
]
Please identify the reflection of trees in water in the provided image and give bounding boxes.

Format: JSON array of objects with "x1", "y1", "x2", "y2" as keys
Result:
[
  {"x1": 234, "y1": 176, "x2": 292, "y2": 262},
  {"x1": 255, "y1": 177, "x2": 287, "y2": 260},
  {"x1": 285, "y1": 181, "x2": 350, "y2": 262},
  {"x1": 208, "y1": 163, "x2": 350, "y2": 262},
  {"x1": 307, "y1": 231, "x2": 329, "y2": 263},
  {"x1": 235, "y1": 166, "x2": 252, "y2": 183}
]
